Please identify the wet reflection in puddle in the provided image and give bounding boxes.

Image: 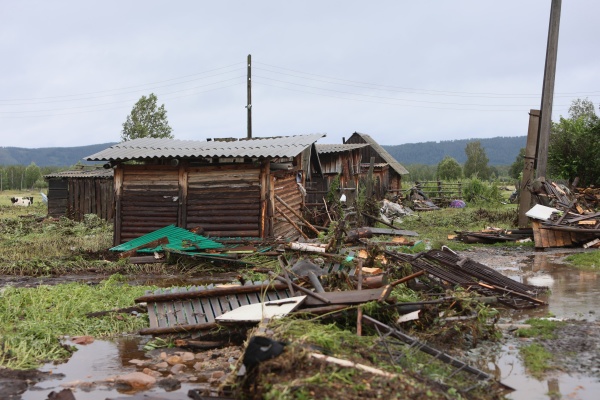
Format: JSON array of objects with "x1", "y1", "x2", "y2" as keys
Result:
[
  {"x1": 488, "y1": 252, "x2": 600, "y2": 400},
  {"x1": 22, "y1": 337, "x2": 202, "y2": 400},
  {"x1": 511, "y1": 252, "x2": 599, "y2": 321}
]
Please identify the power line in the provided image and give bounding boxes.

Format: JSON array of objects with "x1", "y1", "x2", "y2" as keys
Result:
[
  {"x1": 254, "y1": 60, "x2": 600, "y2": 98},
  {"x1": 253, "y1": 75, "x2": 583, "y2": 109},
  {"x1": 0, "y1": 62, "x2": 245, "y2": 103},
  {"x1": 0, "y1": 81, "x2": 244, "y2": 118}
]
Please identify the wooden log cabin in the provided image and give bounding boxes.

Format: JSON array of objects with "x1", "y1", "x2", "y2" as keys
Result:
[
  {"x1": 306, "y1": 143, "x2": 366, "y2": 206},
  {"x1": 344, "y1": 132, "x2": 409, "y2": 198},
  {"x1": 85, "y1": 134, "x2": 324, "y2": 245},
  {"x1": 44, "y1": 168, "x2": 115, "y2": 222}
]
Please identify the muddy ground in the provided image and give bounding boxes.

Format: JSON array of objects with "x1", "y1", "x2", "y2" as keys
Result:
[{"x1": 1, "y1": 245, "x2": 599, "y2": 399}]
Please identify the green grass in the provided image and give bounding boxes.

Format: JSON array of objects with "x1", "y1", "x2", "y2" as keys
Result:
[
  {"x1": 520, "y1": 343, "x2": 554, "y2": 378},
  {"x1": 0, "y1": 275, "x2": 153, "y2": 369},
  {"x1": 564, "y1": 250, "x2": 600, "y2": 271},
  {"x1": 399, "y1": 205, "x2": 519, "y2": 247},
  {"x1": 515, "y1": 318, "x2": 565, "y2": 340}
]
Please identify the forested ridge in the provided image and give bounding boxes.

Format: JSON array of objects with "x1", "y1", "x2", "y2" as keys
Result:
[
  {"x1": 383, "y1": 136, "x2": 525, "y2": 166},
  {"x1": 0, "y1": 143, "x2": 117, "y2": 167},
  {"x1": 0, "y1": 136, "x2": 525, "y2": 168}
]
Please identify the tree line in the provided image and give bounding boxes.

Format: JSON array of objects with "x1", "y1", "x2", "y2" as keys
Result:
[
  {"x1": 404, "y1": 98, "x2": 600, "y2": 188},
  {"x1": 0, "y1": 163, "x2": 66, "y2": 191}
]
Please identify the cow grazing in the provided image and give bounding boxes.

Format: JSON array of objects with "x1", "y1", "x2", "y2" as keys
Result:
[{"x1": 10, "y1": 196, "x2": 33, "y2": 206}]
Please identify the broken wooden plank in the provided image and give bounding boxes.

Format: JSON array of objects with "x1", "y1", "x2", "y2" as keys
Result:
[
  {"x1": 303, "y1": 288, "x2": 387, "y2": 306},
  {"x1": 134, "y1": 282, "x2": 288, "y2": 303}
]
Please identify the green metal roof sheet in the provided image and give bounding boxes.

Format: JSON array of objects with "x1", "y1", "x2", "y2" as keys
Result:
[{"x1": 110, "y1": 225, "x2": 224, "y2": 253}]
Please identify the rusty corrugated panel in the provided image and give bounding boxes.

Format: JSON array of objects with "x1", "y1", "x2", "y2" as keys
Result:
[{"x1": 85, "y1": 134, "x2": 325, "y2": 162}]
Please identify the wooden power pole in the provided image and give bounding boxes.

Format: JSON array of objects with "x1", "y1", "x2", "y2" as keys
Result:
[
  {"x1": 518, "y1": 110, "x2": 540, "y2": 228},
  {"x1": 247, "y1": 54, "x2": 252, "y2": 139},
  {"x1": 536, "y1": 0, "x2": 561, "y2": 178}
]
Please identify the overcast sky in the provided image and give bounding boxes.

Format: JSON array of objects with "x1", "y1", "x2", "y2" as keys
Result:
[{"x1": 1, "y1": 1, "x2": 598, "y2": 149}]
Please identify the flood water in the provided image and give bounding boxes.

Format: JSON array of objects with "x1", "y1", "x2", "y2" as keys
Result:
[
  {"x1": 22, "y1": 336, "x2": 203, "y2": 400},
  {"x1": 489, "y1": 251, "x2": 600, "y2": 400}
]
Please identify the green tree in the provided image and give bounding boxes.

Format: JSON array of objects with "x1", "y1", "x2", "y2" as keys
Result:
[
  {"x1": 509, "y1": 148, "x2": 526, "y2": 180},
  {"x1": 24, "y1": 162, "x2": 42, "y2": 190},
  {"x1": 463, "y1": 141, "x2": 490, "y2": 180},
  {"x1": 121, "y1": 93, "x2": 173, "y2": 141},
  {"x1": 436, "y1": 156, "x2": 462, "y2": 180},
  {"x1": 548, "y1": 99, "x2": 600, "y2": 186}
]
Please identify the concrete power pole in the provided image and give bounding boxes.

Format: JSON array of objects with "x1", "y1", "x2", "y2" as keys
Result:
[
  {"x1": 247, "y1": 54, "x2": 252, "y2": 139},
  {"x1": 536, "y1": 0, "x2": 562, "y2": 178}
]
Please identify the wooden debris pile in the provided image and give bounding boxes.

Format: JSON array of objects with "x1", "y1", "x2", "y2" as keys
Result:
[
  {"x1": 527, "y1": 178, "x2": 600, "y2": 248},
  {"x1": 450, "y1": 227, "x2": 533, "y2": 244}
]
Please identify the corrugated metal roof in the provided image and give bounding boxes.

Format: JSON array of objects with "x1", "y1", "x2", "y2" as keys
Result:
[
  {"x1": 350, "y1": 132, "x2": 409, "y2": 175},
  {"x1": 44, "y1": 168, "x2": 114, "y2": 179},
  {"x1": 85, "y1": 134, "x2": 326, "y2": 162},
  {"x1": 110, "y1": 225, "x2": 223, "y2": 253},
  {"x1": 316, "y1": 143, "x2": 367, "y2": 154}
]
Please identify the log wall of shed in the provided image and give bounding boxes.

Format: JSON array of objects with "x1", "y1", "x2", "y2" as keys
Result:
[
  {"x1": 118, "y1": 166, "x2": 180, "y2": 243},
  {"x1": 186, "y1": 164, "x2": 261, "y2": 237},
  {"x1": 47, "y1": 179, "x2": 68, "y2": 218},
  {"x1": 48, "y1": 178, "x2": 114, "y2": 222},
  {"x1": 272, "y1": 172, "x2": 304, "y2": 239},
  {"x1": 114, "y1": 162, "x2": 307, "y2": 245}
]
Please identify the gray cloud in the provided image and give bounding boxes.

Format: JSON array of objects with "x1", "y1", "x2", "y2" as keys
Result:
[{"x1": 1, "y1": 1, "x2": 598, "y2": 148}]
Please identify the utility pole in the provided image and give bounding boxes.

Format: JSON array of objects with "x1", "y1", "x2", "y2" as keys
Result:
[
  {"x1": 246, "y1": 54, "x2": 252, "y2": 139},
  {"x1": 536, "y1": 0, "x2": 561, "y2": 178},
  {"x1": 518, "y1": 110, "x2": 540, "y2": 228}
]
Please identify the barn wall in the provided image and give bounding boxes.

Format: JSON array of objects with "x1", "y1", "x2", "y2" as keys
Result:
[
  {"x1": 272, "y1": 172, "x2": 304, "y2": 239},
  {"x1": 48, "y1": 177, "x2": 114, "y2": 221},
  {"x1": 48, "y1": 179, "x2": 68, "y2": 218},
  {"x1": 117, "y1": 165, "x2": 180, "y2": 243},
  {"x1": 186, "y1": 164, "x2": 261, "y2": 237}
]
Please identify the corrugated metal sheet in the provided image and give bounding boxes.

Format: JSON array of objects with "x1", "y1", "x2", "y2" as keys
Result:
[
  {"x1": 85, "y1": 134, "x2": 326, "y2": 162},
  {"x1": 348, "y1": 132, "x2": 409, "y2": 175},
  {"x1": 316, "y1": 143, "x2": 367, "y2": 154},
  {"x1": 44, "y1": 168, "x2": 113, "y2": 179},
  {"x1": 110, "y1": 224, "x2": 223, "y2": 252}
]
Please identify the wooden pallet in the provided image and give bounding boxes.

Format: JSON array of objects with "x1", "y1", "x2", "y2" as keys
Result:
[{"x1": 137, "y1": 281, "x2": 292, "y2": 335}]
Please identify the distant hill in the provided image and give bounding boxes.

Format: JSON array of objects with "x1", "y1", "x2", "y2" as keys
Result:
[
  {"x1": 0, "y1": 136, "x2": 525, "y2": 168},
  {"x1": 0, "y1": 143, "x2": 117, "y2": 167},
  {"x1": 383, "y1": 136, "x2": 526, "y2": 166}
]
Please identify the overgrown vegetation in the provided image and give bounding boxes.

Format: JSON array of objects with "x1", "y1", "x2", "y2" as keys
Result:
[
  {"x1": 0, "y1": 275, "x2": 152, "y2": 369},
  {"x1": 515, "y1": 318, "x2": 565, "y2": 340},
  {"x1": 519, "y1": 343, "x2": 554, "y2": 378},
  {"x1": 564, "y1": 251, "x2": 600, "y2": 271}
]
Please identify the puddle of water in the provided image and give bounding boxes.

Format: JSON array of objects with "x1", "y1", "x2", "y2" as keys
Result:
[
  {"x1": 489, "y1": 344, "x2": 599, "y2": 400},
  {"x1": 507, "y1": 253, "x2": 600, "y2": 321},
  {"x1": 488, "y1": 252, "x2": 600, "y2": 400},
  {"x1": 22, "y1": 337, "x2": 204, "y2": 400}
]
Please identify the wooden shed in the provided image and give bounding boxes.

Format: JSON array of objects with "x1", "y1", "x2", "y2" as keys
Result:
[
  {"x1": 44, "y1": 168, "x2": 114, "y2": 222},
  {"x1": 307, "y1": 143, "x2": 366, "y2": 206},
  {"x1": 345, "y1": 132, "x2": 409, "y2": 197},
  {"x1": 85, "y1": 134, "x2": 324, "y2": 245}
]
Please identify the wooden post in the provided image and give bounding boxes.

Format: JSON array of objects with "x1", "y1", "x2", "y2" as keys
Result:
[
  {"x1": 247, "y1": 54, "x2": 252, "y2": 139},
  {"x1": 113, "y1": 166, "x2": 123, "y2": 245},
  {"x1": 536, "y1": 0, "x2": 562, "y2": 178},
  {"x1": 518, "y1": 110, "x2": 541, "y2": 228}
]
